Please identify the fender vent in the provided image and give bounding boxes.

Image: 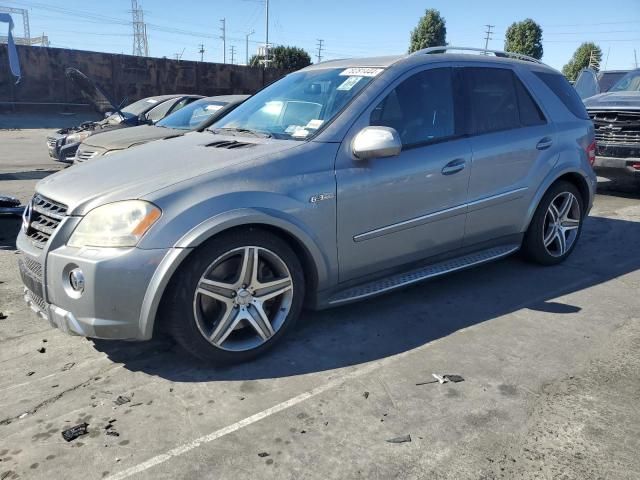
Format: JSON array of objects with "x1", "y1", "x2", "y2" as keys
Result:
[{"x1": 205, "y1": 140, "x2": 256, "y2": 149}]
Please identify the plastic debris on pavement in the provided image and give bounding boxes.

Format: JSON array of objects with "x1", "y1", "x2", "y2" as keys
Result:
[{"x1": 62, "y1": 423, "x2": 89, "y2": 442}]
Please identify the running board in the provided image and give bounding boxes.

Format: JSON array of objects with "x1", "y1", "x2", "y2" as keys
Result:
[{"x1": 328, "y1": 244, "x2": 520, "y2": 305}]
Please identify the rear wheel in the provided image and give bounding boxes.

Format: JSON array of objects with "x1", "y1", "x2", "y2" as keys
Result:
[
  {"x1": 522, "y1": 181, "x2": 584, "y2": 265},
  {"x1": 163, "y1": 229, "x2": 305, "y2": 363}
]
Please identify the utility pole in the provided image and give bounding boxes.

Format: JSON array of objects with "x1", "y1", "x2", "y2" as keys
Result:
[
  {"x1": 220, "y1": 18, "x2": 226, "y2": 63},
  {"x1": 635, "y1": 49, "x2": 638, "y2": 69},
  {"x1": 230, "y1": 45, "x2": 236, "y2": 65},
  {"x1": 199, "y1": 43, "x2": 205, "y2": 62},
  {"x1": 246, "y1": 30, "x2": 255, "y2": 65},
  {"x1": 264, "y1": 0, "x2": 269, "y2": 68},
  {"x1": 316, "y1": 39, "x2": 324, "y2": 63},
  {"x1": 483, "y1": 25, "x2": 494, "y2": 52}
]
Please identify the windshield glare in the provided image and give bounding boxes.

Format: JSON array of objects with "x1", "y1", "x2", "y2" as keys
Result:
[
  {"x1": 157, "y1": 99, "x2": 226, "y2": 130},
  {"x1": 610, "y1": 70, "x2": 640, "y2": 92},
  {"x1": 211, "y1": 68, "x2": 381, "y2": 140}
]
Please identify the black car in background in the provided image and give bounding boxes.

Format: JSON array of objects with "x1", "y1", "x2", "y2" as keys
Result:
[
  {"x1": 584, "y1": 69, "x2": 640, "y2": 182},
  {"x1": 47, "y1": 68, "x2": 201, "y2": 163}
]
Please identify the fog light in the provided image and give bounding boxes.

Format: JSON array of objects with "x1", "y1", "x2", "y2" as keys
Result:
[{"x1": 69, "y1": 268, "x2": 85, "y2": 293}]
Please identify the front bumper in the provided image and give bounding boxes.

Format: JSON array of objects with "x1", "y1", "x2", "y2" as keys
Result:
[
  {"x1": 17, "y1": 229, "x2": 170, "y2": 340},
  {"x1": 593, "y1": 155, "x2": 640, "y2": 178}
]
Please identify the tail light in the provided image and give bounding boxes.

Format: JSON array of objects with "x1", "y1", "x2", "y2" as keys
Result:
[{"x1": 586, "y1": 140, "x2": 596, "y2": 167}]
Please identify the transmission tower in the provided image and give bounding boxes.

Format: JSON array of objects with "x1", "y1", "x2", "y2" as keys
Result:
[{"x1": 131, "y1": 0, "x2": 149, "y2": 57}]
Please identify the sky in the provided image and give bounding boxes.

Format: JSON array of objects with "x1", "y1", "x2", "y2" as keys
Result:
[{"x1": 3, "y1": 0, "x2": 640, "y2": 71}]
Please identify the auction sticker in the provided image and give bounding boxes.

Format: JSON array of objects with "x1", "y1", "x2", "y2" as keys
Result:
[
  {"x1": 337, "y1": 76, "x2": 362, "y2": 91},
  {"x1": 340, "y1": 67, "x2": 384, "y2": 77}
]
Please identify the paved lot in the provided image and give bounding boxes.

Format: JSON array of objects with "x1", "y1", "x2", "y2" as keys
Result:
[{"x1": 1, "y1": 127, "x2": 639, "y2": 480}]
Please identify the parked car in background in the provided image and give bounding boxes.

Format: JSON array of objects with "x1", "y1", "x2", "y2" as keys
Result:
[
  {"x1": 574, "y1": 68, "x2": 629, "y2": 100},
  {"x1": 584, "y1": 69, "x2": 640, "y2": 182},
  {"x1": 48, "y1": 94, "x2": 203, "y2": 164},
  {"x1": 74, "y1": 95, "x2": 249, "y2": 164},
  {"x1": 47, "y1": 67, "x2": 202, "y2": 164},
  {"x1": 19, "y1": 47, "x2": 596, "y2": 364}
]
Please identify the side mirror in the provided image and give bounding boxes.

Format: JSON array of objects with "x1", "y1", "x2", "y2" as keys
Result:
[{"x1": 352, "y1": 126, "x2": 402, "y2": 160}]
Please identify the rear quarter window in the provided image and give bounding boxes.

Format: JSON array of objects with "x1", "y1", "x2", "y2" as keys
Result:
[{"x1": 533, "y1": 72, "x2": 590, "y2": 120}]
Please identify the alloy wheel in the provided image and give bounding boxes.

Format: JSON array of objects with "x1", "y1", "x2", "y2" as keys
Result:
[
  {"x1": 542, "y1": 192, "x2": 581, "y2": 257},
  {"x1": 193, "y1": 246, "x2": 294, "y2": 352}
]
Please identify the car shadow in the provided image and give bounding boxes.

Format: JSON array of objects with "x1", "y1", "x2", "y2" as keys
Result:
[{"x1": 91, "y1": 214, "x2": 640, "y2": 381}]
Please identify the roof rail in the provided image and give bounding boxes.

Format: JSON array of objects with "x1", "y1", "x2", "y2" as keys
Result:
[{"x1": 410, "y1": 46, "x2": 545, "y2": 65}]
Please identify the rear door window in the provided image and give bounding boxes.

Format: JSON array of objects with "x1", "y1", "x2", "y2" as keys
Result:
[
  {"x1": 533, "y1": 71, "x2": 590, "y2": 120},
  {"x1": 370, "y1": 67, "x2": 456, "y2": 147},
  {"x1": 463, "y1": 67, "x2": 520, "y2": 135},
  {"x1": 514, "y1": 77, "x2": 546, "y2": 126}
]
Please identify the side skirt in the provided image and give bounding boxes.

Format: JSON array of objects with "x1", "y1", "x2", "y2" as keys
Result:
[{"x1": 324, "y1": 243, "x2": 520, "y2": 307}]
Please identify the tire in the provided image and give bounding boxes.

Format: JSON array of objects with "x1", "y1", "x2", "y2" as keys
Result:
[
  {"x1": 162, "y1": 228, "x2": 305, "y2": 363},
  {"x1": 522, "y1": 181, "x2": 585, "y2": 266}
]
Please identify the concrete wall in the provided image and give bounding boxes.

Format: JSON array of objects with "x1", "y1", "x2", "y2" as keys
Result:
[{"x1": 0, "y1": 45, "x2": 289, "y2": 111}]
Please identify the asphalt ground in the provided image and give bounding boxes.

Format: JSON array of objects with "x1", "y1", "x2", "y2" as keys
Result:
[{"x1": 1, "y1": 127, "x2": 639, "y2": 480}]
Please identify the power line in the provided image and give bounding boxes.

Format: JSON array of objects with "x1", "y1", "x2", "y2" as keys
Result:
[{"x1": 316, "y1": 39, "x2": 324, "y2": 63}]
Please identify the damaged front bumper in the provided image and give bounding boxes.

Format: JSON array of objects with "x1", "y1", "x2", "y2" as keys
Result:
[{"x1": 17, "y1": 229, "x2": 170, "y2": 341}]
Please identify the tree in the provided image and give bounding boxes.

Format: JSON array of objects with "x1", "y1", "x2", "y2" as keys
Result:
[
  {"x1": 408, "y1": 9, "x2": 446, "y2": 53},
  {"x1": 504, "y1": 19, "x2": 543, "y2": 60},
  {"x1": 561, "y1": 42, "x2": 603, "y2": 81},
  {"x1": 249, "y1": 45, "x2": 311, "y2": 70}
]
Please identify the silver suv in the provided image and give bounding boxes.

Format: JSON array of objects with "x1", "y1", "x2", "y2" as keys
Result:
[{"x1": 18, "y1": 47, "x2": 597, "y2": 363}]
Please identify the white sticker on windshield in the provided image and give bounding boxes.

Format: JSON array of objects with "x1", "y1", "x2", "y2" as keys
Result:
[
  {"x1": 306, "y1": 119, "x2": 324, "y2": 129},
  {"x1": 291, "y1": 127, "x2": 310, "y2": 138},
  {"x1": 146, "y1": 99, "x2": 159, "y2": 104},
  {"x1": 337, "y1": 76, "x2": 363, "y2": 91},
  {"x1": 204, "y1": 105, "x2": 223, "y2": 112},
  {"x1": 340, "y1": 67, "x2": 383, "y2": 77}
]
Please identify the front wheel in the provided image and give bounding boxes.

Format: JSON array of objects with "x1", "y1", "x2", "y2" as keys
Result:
[
  {"x1": 162, "y1": 229, "x2": 305, "y2": 363},
  {"x1": 522, "y1": 181, "x2": 585, "y2": 265}
]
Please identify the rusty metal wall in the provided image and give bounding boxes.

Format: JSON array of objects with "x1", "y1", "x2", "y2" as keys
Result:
[{"x1": 0, "y1": 45, "x2": 290, "y2": 109}]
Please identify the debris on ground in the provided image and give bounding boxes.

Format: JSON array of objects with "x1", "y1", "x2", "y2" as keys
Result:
[
  {"x1": 61, "y1": 362, "x2": 75, "y2": 371},
  {"x1": 386, "y1": 434, "x2": 411, "y2": 444},
  {"x1": 36, "y1": 347, "x2": 46, "y2": 354},
  {"x1": 363, "y1": 391, "x2": 370, "y2": 399},
  {"x1": 26, "y1": 371, "x2": 35, "y2": 376},
  {"x1": 258, "y1": 452, "x2": 270, "y2": 458},
  {"x1": 113, "y1": 395, "x2": 130, "y2": 406},
  {"x1": 0, "y1": 312, "x2": 7, "y2": 320},
  {"x1": 62, "y1": 423, "x2": 89, "y2": 442},
  {"x1": 106, "y1": 430, "x2": 120, "y2": 437},
  {"x1": 18, "y1": 413, "x2": 28, "y2": 419},
  {"x1": 416, "y1": 374, "x2": 465, "y2": 385}
]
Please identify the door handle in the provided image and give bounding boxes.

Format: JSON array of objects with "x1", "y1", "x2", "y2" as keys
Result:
[
  {"x1": 441, "y1": 158, "x2": 466, "y2": 175},
  {"x1": 536, "y1": 137, "x2": 553, "y2": 150}
]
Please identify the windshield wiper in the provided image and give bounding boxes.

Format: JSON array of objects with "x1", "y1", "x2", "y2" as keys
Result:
[{"x1": 211, "y1": 127, "x2": 272, "y2": 138}]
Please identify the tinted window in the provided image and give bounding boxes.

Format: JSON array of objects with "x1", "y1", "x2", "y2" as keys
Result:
[
  {"x1": 533, "y1": 71, "x2": 590, "y2": 120},
  {"x1": 370, "y1": 68, "x2": 455, "y2": 147},
  {"x1": 146, "y1": 99, "x2": 177, "y2": 123},
  {"x1": 464, "y1": 68, "x2": 520, "y2": 134},
  {"x1": 514, "y1": 76, "x2": 546, "y2": 126},
  {"x1": 599, "y1": 71, "x2": 627, "y2": 92}
]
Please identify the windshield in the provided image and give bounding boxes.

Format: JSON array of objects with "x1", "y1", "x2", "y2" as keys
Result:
[
  {"x1": 610, "y1": 70, "x2": 640, "y2": 92},
  {"x1": 157, "y1": 99, "x2": 227, "y2": 130},
  {"x1": 210, "y1": 67, "x2": 382, "y2": 140},
  {"x1": 104, "y1": 97, "x2": 163, "y2": 123},
  {"x1": 599, "y1": 72, "x2": 628, "y2": 93}
]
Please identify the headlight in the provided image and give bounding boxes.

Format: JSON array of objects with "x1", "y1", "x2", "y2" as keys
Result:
[
  {"x1": 67, "y1": 200, "x2": 161, "y2": 248},
  {"x1": 66, "y1": 130, "x2": 92, "y2": 144}
]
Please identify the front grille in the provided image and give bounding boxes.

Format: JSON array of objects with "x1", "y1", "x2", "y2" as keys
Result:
[
  {"x1": 46, "y1": 137, "x2": 57, "y2": 148},
  {"x1": 25, "y1": 194, "x2": 68, "y2": 248},
  {"x1": 22, "y1": 254, "x2": 43, "y2": 279},
  {"x1": 75, "y1": 149, "x2": 97, "y2": 163},
  {"x1": 590, "y1": 110, "x2": 640, "y2": 146},
  {"x1": 26, "y1": 289, "x2": 47, "y2": 312}
]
